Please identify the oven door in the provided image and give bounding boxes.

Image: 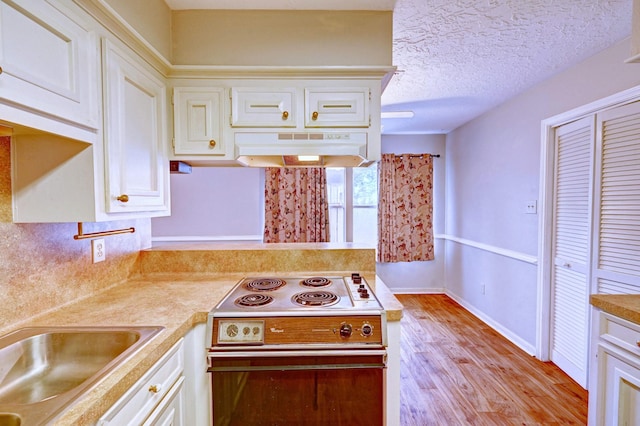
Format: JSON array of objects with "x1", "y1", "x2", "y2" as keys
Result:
[{"x1": 208, "y1": 349, "x2": 386, "y2": 426}]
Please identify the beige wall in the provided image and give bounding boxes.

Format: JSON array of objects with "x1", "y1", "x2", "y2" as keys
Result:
[
  {"x1": 171, "y1": 10, "x2": 392, "y2": 66},
  {"x1": 105, "y1": 0, "x2": 173, "y2": 60},
  {"x1": 0, "y1": 137, "x2": 151, "y2": 335}
]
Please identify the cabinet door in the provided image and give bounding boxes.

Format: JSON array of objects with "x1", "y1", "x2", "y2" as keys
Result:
[
  {"x1": 173, "y1": 87, "x2": 224, "y2": 155},
  {"x1": 102, "y1": 38, "x2": 169, "y2": 214},
  {"x1": 0, "y1": 0, "x2": 98, "y2": 129},
  {"x1": 231, "y1": 87, "x2": 295, "y2": 127},
  {"x1": 305, "y1": 87, "x2": 369, "y2": 127},
  {"x1": 143, "y1": 376, "x2": 186, "y2": 426},
  {"x1": 599, "y1": 346, "x2": 640, "y2": 426}
]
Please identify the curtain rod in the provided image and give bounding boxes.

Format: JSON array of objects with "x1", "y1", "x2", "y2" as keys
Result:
[{"x1": 394, "y1": 154, "x2": 440, "y2": 158}]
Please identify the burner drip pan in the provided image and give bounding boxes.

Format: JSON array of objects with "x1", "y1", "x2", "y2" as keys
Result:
[
  {"x1": 292, "y1": 291, "x2": 339, "y2": 307},
  {"x1": 300, "y1": 277, "x2": 332, "y2": 288},
  {"x1": 244, "y1": 278, "x2": 286, "y2": 292},
  {"x1": 235, "y1": 294, "x2": 274, "y2": 307}
]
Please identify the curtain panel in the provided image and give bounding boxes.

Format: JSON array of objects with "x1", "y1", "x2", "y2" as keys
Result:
[
  {"x1": 263, "y1": 167, "x2": 330, "y2": 243},
  {"x1": 377, "y1": 153, "x2": 434, "y2": 262}
]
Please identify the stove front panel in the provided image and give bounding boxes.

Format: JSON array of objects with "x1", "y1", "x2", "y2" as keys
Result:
[{"x1": 211, "y1": 314, "x2": 384, "y2": 347}]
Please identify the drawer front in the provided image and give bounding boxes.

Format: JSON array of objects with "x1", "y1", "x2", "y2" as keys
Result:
[
  {"x1": 600, "y1": 312, "x2": 640, "y2": 356},
  {"x1": 98, "y1": 339, "x2": 184, "y2": 425},
  {"x1": 304, "y1": 87, "x2": 369, "y2": 127},
  {"x1": 231, "y1": 87, "x2": 296, "y2": 127}
]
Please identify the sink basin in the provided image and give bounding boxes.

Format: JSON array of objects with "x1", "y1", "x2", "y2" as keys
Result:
[
  {"x1": 0, "y1": 326, "x2": 164, "y2": 424},
  {"x1": 0, "y1": 413, "x2": 21, "y2": 426}
]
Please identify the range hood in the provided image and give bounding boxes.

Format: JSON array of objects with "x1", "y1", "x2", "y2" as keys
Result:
[{"x1": 234, "y1": 131, "x2": 373, "y2": 167}]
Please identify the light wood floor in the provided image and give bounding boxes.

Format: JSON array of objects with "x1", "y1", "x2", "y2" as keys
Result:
[{"x1": 396, "y1": 294, "x2": 588, "y2": 426}]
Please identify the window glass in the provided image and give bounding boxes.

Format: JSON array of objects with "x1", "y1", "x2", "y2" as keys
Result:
[
  {"x1": 353, "y1": 164, "x2": 378, "y2": 244},
  {"x1": 326, "y1": 168, "x2": 345, "y2": 242},
  {"x1": 326, "y1": 165, "x2": 378, "y2": 245}
]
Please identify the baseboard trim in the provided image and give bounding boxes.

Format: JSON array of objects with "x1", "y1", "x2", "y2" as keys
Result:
[
  {"x1": 446, "y1": 291, "x2": 536, "y2": 356},
  {"x1": 391, "y1": 288, "x2": 446, "y2": 294}
]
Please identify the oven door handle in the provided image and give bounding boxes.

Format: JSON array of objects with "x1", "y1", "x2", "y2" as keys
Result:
[
  {"x1": 207, "y1": 349, "x2": 387, "y2": 358},
  {"x1": 207, "y1": 349, "x2": 387, "y2": 373}
]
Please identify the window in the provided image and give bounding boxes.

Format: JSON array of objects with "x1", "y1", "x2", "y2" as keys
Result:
[{"x1": 326, "y1": 164, "x2": 378, "y2": 244}]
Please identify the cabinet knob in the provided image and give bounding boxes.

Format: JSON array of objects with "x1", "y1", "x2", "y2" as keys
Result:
[
  {"x1": 209, "y1": 139, "x2": 216, "y2": 148},
  {"x1": 312, "y1": 111, "x2": 319, "y2": 121},
  {"x1": 116, "y1": 194, "x2": 129, "y2": 203},
  {"x1": 0, "y1": 66, "x2": 3, "y2": 75},
  {"x1": 636, "y1": 340, "x2": 640, "y2": 348},
  {"x1": 282, "y1": 111, "x2": 289, "y2": 120},
  {"x1": 148, "y1": 384, "x2": 160, "y2": 394}
]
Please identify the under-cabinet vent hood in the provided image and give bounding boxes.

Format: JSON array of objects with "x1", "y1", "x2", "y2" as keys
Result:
[{"x1": 234, "y1": 132, "x2": 372, "y2": 167}]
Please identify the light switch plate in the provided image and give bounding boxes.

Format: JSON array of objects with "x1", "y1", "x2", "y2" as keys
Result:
[{"x1": 92, "y1": 238, "x2": 106, "y2": 263}]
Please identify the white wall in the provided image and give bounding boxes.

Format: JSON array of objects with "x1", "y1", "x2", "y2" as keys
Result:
[
  {"x1": 151, "y1": 167, "x2": 264, "y2": 242},
  {"x1": 444, "y1": 38, "x2": 640, "y2": 353},
  {"x1": 376, "y1": 134, "x2": 446, "y2": 292}
]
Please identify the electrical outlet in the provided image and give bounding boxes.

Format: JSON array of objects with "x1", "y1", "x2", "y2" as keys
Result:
[
  {"x1": 526, "y1": 200, "x2": 537, "y2": 214},
  {"x1": 92, "y1": 239, "x2": 106, "y2": 263}
]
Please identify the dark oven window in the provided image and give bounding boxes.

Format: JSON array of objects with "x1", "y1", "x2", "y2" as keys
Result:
[{"x1": 210, "y1": 355, "x2": 384, "y2": 426}]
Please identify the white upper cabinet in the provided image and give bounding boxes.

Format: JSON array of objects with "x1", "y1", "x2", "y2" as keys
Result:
[
  {"x1": 304, "y1": 87, "x2": 370, "y2": 127},
  {"x1": 0, "y1": 0, "x2": 98, "y2": 135},
  {"x1": 102, "y1": 38, "x2": 169, "y2": 214},
  {"x1": 231, "y1": 87, "x2": 296, "y2": 127},
  {"x1": 173, "y1": 87, "x2": 225, "y2": 155},
  {"x1": 229, "y1": 85, "x2": 371, "y2": 129}
]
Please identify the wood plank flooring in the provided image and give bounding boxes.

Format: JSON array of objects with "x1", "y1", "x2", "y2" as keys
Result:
[{"x1": 396, "y1": 294, "x2": 588, "y2": 426}]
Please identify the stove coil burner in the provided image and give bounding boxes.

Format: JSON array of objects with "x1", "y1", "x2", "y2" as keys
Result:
[
  {"x1": 292, "y1": 291, "x2": 339, "y2": 307},
  {"x1": 300, "y1": 277, "x2": 332, "y2": 288},
  {"x1": 235, "y1": 294, "x2": 274, "y2": 307},
  {"x1": 244, "y1": 278, "x2": 286, "y2": 292}
]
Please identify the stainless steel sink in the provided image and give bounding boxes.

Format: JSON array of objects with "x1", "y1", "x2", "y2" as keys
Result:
[
  {"x1": 0, "y1": 326, "x2": 164, "y2": 425},
  {"x1": 0, "y1": 413, "x2": 20, "y2": 426}
]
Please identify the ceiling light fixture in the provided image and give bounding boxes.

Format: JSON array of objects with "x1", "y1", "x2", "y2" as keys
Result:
[{"x1": 381, "y1": 111, "x2": 414, "y2": 119}]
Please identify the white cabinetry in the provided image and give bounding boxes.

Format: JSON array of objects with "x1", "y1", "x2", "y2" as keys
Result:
[
  {"x1": 304, "y1": 87, "x2": 369, "y2": 127},
  {"x1": 173, "y1": 87, "x2": 224, "y2": 155},
  {"x1": 230, "y1": 85, "x2": 370, "y2": 129},
  {"x1": 231, "y1": 87, "x2": 296, "y2": 127},
  {"x1": 0, "y1": 0, "x2": 98, "y2": 141},
  {"x1": 9, "y1": 4, "x2": 170, "y2": 223},
  {"x1": 102, "y1": 38, "x2": 169, "y2": 213},
  {"x1": 98, "y1": 339, "x2": 185, "y2": 426},
  {"x1": 589, "y1": 311, "x2": 640, "y2": 425}
]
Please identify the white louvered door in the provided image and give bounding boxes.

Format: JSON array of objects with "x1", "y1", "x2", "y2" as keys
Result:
[
  {"x1": 550, "y1": 116, "x2": 595, "y2": 388},
  {"x1": 592, "y1": 101, "x2": 640, "y2": 295}
]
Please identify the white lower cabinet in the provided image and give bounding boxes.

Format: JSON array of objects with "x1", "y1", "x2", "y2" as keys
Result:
[
  {"x1": 98, "y1": 339, "x2": 185, "y2": 426},
  {"x1": 589, "y1": 311, "x2": 640, "y2": 425}
]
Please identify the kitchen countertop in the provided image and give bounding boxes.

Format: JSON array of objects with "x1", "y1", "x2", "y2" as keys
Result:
[
  {"x1": 6, "y1": 272, "x2": 402, "y2": 425},
  {"x1": 590, "y1": 294, "x2": 640, "y2": 325}
]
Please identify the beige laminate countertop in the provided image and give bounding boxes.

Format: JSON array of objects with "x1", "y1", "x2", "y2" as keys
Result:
[
  {"x1": 7, "y1": 272, "x2": 401, "y2": 425},
  {"x1": 590, "y1": 294, "x2": 640, "y2": 325}
]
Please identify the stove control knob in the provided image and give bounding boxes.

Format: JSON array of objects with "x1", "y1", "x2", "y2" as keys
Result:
[
  {"x1": 243, "y1": 326, "x2": 250, "y2": 336},
  {"x1": 361, "y1": 323, "x2": 374, "y2": 337},
  {"x1": 226, "y1": 324, "x2": 238, "y2": 337},
  {"x1": 339, "y1": 323, "x2": 353, "y2": 338}
]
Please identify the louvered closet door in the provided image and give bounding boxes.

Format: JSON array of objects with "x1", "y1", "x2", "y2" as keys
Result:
[
  {"x1": 593, "y1": 101, "x2": 640, "y2": 294},
  {"x1": 550, "y1": 116, "x2": 594, "y2": 388}
]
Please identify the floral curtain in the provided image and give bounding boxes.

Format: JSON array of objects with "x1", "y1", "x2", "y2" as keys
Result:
[
  {"x1": 263, "y1": 167, "x2": 330, "y2": 243},
  {"x1": 377, "y1": 153, "x2": 434, "y2": 262}
]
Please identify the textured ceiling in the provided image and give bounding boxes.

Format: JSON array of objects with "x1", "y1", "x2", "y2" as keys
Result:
[
  {"x1": 166, "y1": 0, "x2": 633, "y2": 134},
  {"x1": 383, "y1": 0, "x2": 633, "y2": 134}
]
